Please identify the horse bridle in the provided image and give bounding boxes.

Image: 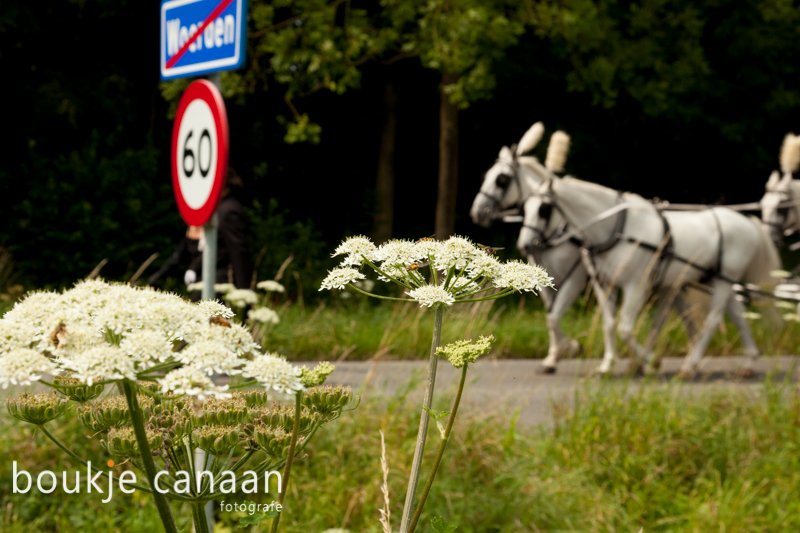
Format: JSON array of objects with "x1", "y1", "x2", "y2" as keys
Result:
[{"x1": 477, "y1": 159, "x2": 524, "y2": 215}]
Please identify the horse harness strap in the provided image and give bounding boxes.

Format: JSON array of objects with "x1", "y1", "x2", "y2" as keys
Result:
[{"x1": 583, "y1": 199, "x2": 737, "y2": 286}]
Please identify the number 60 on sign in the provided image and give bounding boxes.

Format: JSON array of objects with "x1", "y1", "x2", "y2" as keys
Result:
[{"x1": 170, "y1": 80, "x2": 229, "y2": 226}]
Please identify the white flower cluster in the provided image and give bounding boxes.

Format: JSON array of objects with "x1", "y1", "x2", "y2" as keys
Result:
[
  {"x1": 321, "y1": 235, "x2": 553, "y2": 307},
  {"x1": 256, "y1": 280, "x2": 286, "y2": 293},
  {"x1": 0, "y1": 280, "x2": 304, "y2": 401},
  {"x1": 224, "y1": 289, "x2": 259, "y2": 308},
  {"x1": 248, "y1": 307, "x2": 280, "y2": 324},
  {"x1": 242, "y1": 353, "x2": 304, "y2": 395}
]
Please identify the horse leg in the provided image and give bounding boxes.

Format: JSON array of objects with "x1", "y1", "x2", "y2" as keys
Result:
[
  {"x1": 616, "y1": 283, "x2": 652, "y2": 375},
  {"x1": 724, "y1": 295, "x2": 760, "y2": 377},
  {"x1": 679, "y1": 279, "x2": 733, "y2": 378},
  {"x1": 580, "y1": 249, "x2": 619, "y2": 375},
  {"x1": 672, "y1": 291, "x2": 698, "y2": 340},
  {"x1": 540, "y1": 274, "x2": 585, "y2": 373},
  {"x1": 642, "y1": 286, "x2": 682, "y2": 374}
]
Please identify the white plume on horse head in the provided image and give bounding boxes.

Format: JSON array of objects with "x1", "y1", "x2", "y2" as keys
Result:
[
  {"x1": 779, "y1": 133, "x2": 800, "y2": 174},
  {"x1": 516, "y1": 122, "x2": 545, "y2": 156},
  {"x1": 545, "y1": 131, "x2": 571, "y2": 173}
]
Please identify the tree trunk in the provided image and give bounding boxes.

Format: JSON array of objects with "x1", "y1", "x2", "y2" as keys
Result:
[
  {"x1": 435, "y1": 72, "x2": 459, "y2": 240},
  {"x1": 373, "y1": 83, "x2": 397, "y2": 243}
]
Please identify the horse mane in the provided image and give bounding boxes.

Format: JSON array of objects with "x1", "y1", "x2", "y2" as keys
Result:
[
  {"x1": 545, "y1": 131, "x2": 571, "y2": 172},
  {"x1": 779, "y1": 133, "x2": 800, "y2": 174}
]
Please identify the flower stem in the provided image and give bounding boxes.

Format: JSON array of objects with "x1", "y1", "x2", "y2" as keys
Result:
[
  {"x1": 269, "y1": 391, "x2": 304, "y2": 533},
  {"x1": 407, "y1": 364, "x2": 469, "y2": 533},
  {"x1": 121, "y1": 380, "x2": 178, "y2": 533},
  {"x1": 399, "y1": 306, "x2": 444, "y2": 533},
  {"x1": 192, "y1": 501, "x2": 211, "y2": 533}
]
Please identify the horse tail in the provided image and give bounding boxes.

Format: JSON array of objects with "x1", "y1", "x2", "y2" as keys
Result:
[{"x1": 742, "y1": 215, "x2": 782, "y2": 286}]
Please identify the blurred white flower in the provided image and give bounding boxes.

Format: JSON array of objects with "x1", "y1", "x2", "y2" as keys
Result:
[
  {"x1": 0, "y1": 349, "x2": 55, "y2": 388},
  {"x1": 187, "y1": 282, "x2": 204, "y2": 292},
  {"x1": 333, "y1": 235, "x2": 377, "y2": 266},
  {"x1": 784, "y1": 313, "x2": 800, "y2": 322},
  {"x1": 775, "y1": 301, "x2": 796, "y2": 310},
  {"x1": 320, "y1": 267, "x2": 365, "y2": 291},
  {"x1": 406, "y1": 285, "x2": 455, "y2": 308},
  {"x1": 248, "y1": 307, "x2": 280, "y2": 325},
  {"x1": 159, "y1": 366, "x2": 231, "y2": 401},
  {"x1": 242, "y1": 353, "x2": 304, "y2": 395},
  {"x1": 224, "y1": 289, "x2": 258, "y2": 308},
  {"x1": 742, "y1": 311, "x2": 762, "y2": 320},
  {"x1": 256, "y1": 280, "x2": 286, "y2": 293},
  {"x1": 771, "y1": 270, "x2": 793, "y2": 279},
  {"x1": 214, "y1": 283, "x2": 237, "y2": 294}
]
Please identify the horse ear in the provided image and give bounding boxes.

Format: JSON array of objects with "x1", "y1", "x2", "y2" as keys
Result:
[
  {"x1": 499, "y1": 146, "x2": 512, "y2": 160},
  {"x1": 779, "y1": 133, "x2": 800, "y2": 174},
  {"x1": 766, "y1": 170, "x2": 780, "y2": 190},
  {"x1": 516, "y1": 122, "x2": 544, "y2": 156},
  {"x1": 545, "y1": 131, "x2": 571, "y2": 172}
]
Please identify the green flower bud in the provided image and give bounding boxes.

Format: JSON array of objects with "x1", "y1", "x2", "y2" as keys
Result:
[
  {"x1": 257, "y1": 405, "x2": 319, "y2": 435},
  {"x1": 54, "y1": 374, "x2": 105, "y2": 403},
  {"x1": 193, "y1": 426, "x2": 240, "y2": 455},
  {"x1": 302, "y1": 385, "x2": 353, "y2": 419},
  {"x1": 6, "y1": 392, "x2": 70, "y2": 425},
  {"x1": 104, "y1": 427, "x2": 163, "y2": 458},
  {"x1": 252, "y1": 424, "x2": 303, "y2": 458}
]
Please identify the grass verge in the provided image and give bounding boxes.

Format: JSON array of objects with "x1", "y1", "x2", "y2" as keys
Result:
[{"x1": 1, "y1": 378, "x2": 799, "y2": 532}]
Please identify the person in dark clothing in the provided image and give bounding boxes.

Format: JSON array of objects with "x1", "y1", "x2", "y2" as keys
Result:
[
  {"x1": 147, "y1": 225, "x2": 203, "y2": 287},
  {"x1": 147, "y1": 168, "x2": 253, "y2": 298},
  {"x1": 214, "y1": 168, "x2": 253, "y2": 288}
]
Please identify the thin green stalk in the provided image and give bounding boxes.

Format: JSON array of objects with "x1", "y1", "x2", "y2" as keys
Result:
[
  {"x1": 363, "y1": 258, "x2": 414, "y2": 290},
  {"x1": 269, "y1": 391, "x2": 304, "y2": 533},
  {"x1": 407, "y1": 364, "x2": 469, "y2": 533},
  {"x1": 399, "y1": 306, "x2": 444, "y2": 533},
  {"x1": 348, "y1": 284, "x2": 410, "y2": 302},
  {"x1": 121, "y1": 380, "x2": 179, "y2": 533}
]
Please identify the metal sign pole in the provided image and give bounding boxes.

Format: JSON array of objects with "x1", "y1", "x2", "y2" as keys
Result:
[{"x1": 199, "y1": 71, "x2": 223, "y2": 531}]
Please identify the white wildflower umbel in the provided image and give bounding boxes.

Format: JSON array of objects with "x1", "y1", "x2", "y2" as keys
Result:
[
  {"x1": 321, "y1": 234, "x2": 552, "y2": 306},
  {"x1": 223, "y1": 289, "x2": 258, "y2": 308},
  {"x1": 256, "y1": 280, "x2": 286, "y2": 293},
  {"x1": 242, "y1": 353, "x2": 305, "y2": 396},
  {"x1": 197, "y1": 300, "x2": 235, "y2": 319},
  {"x1": 0, "y1": 349, "x2": 55, "y2": 388},
  {"x1": 320, "y1": 267, "x2": 366, "y2": 291},
  {"x1": 406, "y1": 285, "x2": 456, "y2": 308},
  {"x1": 248, "y1": 307, "x2": 280, "y2": 324},
  {"x1": 332, "y1": 235, "x2": 377, "y2": 266},
  {"x1": 159, "y1": 366, "x2": 231, "y2": 401}
]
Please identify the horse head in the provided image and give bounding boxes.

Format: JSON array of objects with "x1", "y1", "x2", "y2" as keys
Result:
[{"x1": 470, "y1": 122, "x2": 545, "y2": 227}]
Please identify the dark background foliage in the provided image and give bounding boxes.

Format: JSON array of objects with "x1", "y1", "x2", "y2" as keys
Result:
[{"x1": 2, "y1": 0, "x2": 799, "y2": 291}]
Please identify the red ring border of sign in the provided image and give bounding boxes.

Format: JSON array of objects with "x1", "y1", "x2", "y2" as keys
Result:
[{"x1": 171, "y1": 79, "x2": 229, "y2": 226}]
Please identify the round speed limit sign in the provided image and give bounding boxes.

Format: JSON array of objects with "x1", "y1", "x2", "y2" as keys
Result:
[{"x1": 171, "y1": 80, "x2": 229, "y2": 226}]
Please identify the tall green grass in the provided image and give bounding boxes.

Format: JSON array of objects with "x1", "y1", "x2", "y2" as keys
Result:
[{"x1": 2, "y1": 379, "x2": 799, "y2": 532}]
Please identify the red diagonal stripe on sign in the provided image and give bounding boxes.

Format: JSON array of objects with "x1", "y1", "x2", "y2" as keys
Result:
[{"x1": 165, "y1": 0, "x2": 236, "y2": 69}]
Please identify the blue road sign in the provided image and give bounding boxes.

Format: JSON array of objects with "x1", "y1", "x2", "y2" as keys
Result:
[{"x1": 160, "y1": 0, "x2": 248, "y2": 80}]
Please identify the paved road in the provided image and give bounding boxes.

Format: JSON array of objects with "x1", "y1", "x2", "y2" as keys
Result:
[{"x1": 320, "y1": 356, "x2": 799, "y2": 426}]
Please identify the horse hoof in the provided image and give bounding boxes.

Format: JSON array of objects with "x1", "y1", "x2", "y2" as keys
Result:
[
  {"x1": 677, "y1": 370, "x2": 694, "y2": 381},
  {"x1": 737, "y1": 367, "x2": 756, "y2": 378},
  {"x1": 538, "y1": 365, "x2": 557, "y2": 375}
]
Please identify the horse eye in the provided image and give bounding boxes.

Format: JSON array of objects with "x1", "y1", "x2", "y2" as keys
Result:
[
  {"x1": 538, "y1": 203, "x2": 553, "y2": 219},
  {"x1": 496, "y1": 174, "x2": 511, "y2": 188}
]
